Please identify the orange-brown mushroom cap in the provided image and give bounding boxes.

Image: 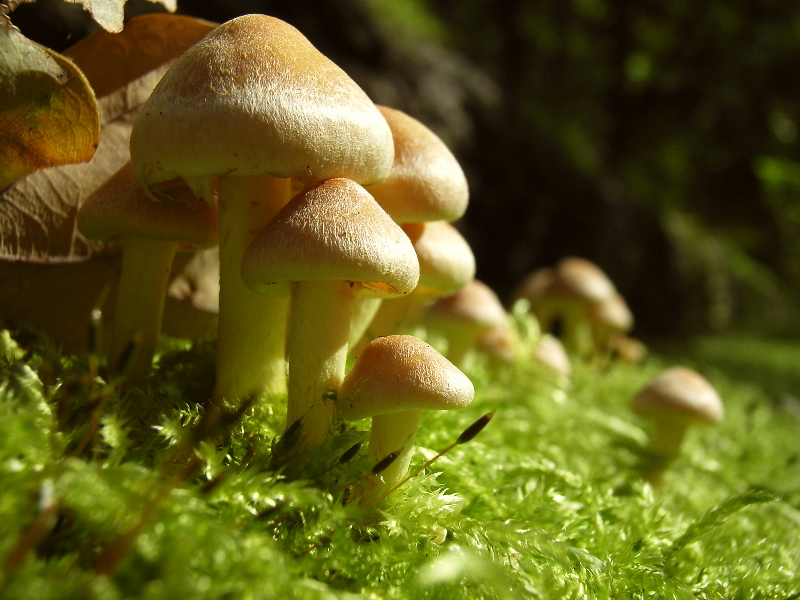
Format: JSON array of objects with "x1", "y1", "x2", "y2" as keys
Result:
[
  {"x1": 337, "y1": 334, "x2": 475, "y2": 421},
  {"x1": 367, "y1": 105, "x2": 468, "y2": 223}
]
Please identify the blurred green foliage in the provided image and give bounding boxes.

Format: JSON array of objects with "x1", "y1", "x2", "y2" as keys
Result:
[{"x1": 408, "y1": 0, "x2": 800, "y2": 331}]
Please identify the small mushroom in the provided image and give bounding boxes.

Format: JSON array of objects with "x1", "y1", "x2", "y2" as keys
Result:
[
  {"x1": 588, "y1": 292, "x2": 634, "y2": 355},
  {"x1": 77, "y1": 162, "x2": 217, "y2": 380},
  {"x1": 242, "y1": 179, "x2": 419, "y2": 450},
  {"x1": 631, "y1": 366, "x2": 724, "y2": 484},
  {"x1": 337, "y1": 335, "x2": 474, "y2": 502},
  {"x1": 536, "y1": 257, "x2": 617, "y2": 357},
  {"x1": 424, "y1": 279, "x2": 508, "y2": 369},
  {"x1": 348, "y1": 105, "x2": 471, "y2": 346}
]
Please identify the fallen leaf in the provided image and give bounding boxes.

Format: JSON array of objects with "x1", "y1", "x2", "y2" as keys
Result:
[
  {"x1": 1, "y1": 14, "x2": 217, "y2": 350},
  {"x1": 0, "y1": 20, "x2": 100, "y2": 190},
  {"x1": 6, "y1": 0, "x2": 178, "y2": 33}
]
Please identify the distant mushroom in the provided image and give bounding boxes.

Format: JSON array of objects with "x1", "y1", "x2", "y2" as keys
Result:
[
  {"x1": 130, "y1": 14, "x2": 394, "y2": 401},
  {"x1": 588, "y1": 292, "x2": 634, "y2": 355},
  {"x1": 242, "y1": 179, "x2": 419, "y2": 450},
  {"x1": 77, "y1": 162, "x2": 217, "y2": 381},
  {"x1": 537, "y1": 257, "x2": 617, "y2": 357},
  {"x1": 631, "y1": 366, "x2": 724, "y2": 484},
  {"x1": 511, "y1": 267, "x2": 555, "y2": 326},
  {"x1": 337, "y1": 335, "x2": 475, "y2": 502},
  {"x1": 475, "y1": 325, "x2": 522, "y2": 372},
  {"x1": 424, "y1": 279, "x2": 508, "y2": 369}
]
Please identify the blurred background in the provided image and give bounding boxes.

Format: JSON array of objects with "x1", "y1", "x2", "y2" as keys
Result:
[{"x1": 12, "y1": 0, "x2": 800, "y2": 340}]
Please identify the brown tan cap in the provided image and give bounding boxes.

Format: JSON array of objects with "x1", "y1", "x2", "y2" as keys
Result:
[
  {"x1": 337, "y1": 334, "x2": 474, "y2": 421},
  {"x1": 130, "y1": 14, "x2": 394, "y2": 202},
  {"x1": 589, "y1": 292, "x2": 634, "y2": 333},
  {"x1": 367, "y1": 105, "x2": 469, "y2": 223},
  {"x1": 631, "y1": 366, "x2": 724, "y2": 425},
  {"x1": 402, "y1": 221, "x2": 475, "y2": 296},
  {"x1": 78, "y1": 162, "x2": 218, "y2": 244},
  {"x1": 548, "y1": 257, "x2": 616, "y2": 304},
  {"x1": 241, "y1": 178, "x2": 419, "y2": 297},
  {"x1": 427, "y1": 279, "x2": 508, "y2": 331}
]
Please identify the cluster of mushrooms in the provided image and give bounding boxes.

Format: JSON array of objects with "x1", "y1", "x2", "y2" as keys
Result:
[
  {"x1": 75, "y1": 13, "x2": 482, "y2": 502},
  {"x1": 511, "y1": 257, "x2": 724, "y2": 483},
  {"x1": 72, "y1": 13, "x2": 722, "y2": 495}
]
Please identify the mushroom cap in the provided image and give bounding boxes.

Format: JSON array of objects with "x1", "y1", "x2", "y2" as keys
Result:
[
  {"x1": 631, "y1": 366, "x2": 724, "y2": 425},
  {"x1": 241, "y1": 178, "x2": 419, "y2": 298},
  {"x1": 402, "y1": 221, "x2": 475, "y2": 296},
  {"x1": 589, "y1": 292, "x2": 634, "y2": 333},
  {"x1": 337, "y1": 334, "x2": 474, "y2": 421},
  {"x1": 547, "y1": 257, "x2": 616, "y2": 304},
  {"x1": 77, "y1": 162, "x2": 218, "y2": 244},
  {"x1": 367, "y1": 105, "x2": 468, "y2": 223},
  {"x1": 426, "y1": 279, "x2": 508, "y2": 331},
  {"x1": 130, "y1": 14, "x2": 394, "y2": 202}
]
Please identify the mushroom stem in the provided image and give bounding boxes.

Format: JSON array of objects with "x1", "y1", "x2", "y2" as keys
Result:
[
  {"x1": 110, "y1": 238, "x2": 177, "y2": 381},
  {"x1": 362, "y1": 409, "x2": 422, "y2": 501},
  {"x1": 558, "y1": 302, "x2": 593, "y2": 357},
  {"x1": 215, "y1": 176, "x2": 290, "y2": 401},
  {"x1": 648, "y1": 419, "x2": 689, "y2": 457},
  {"x1": 287, "y1": 279, "x2": 355, "y2": 448}
]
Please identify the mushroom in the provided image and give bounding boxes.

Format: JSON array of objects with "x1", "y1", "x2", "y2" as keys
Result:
[
  {"x1": 588, "y1": 292, "x2": 634, "y2": 355},
  {"x1": 631, "y1": 366, "x2": 724, "y2": 484},
  {"x1": 337, "y1": 335, "x2": 474, "y2": 502},
  {"x1": 77, "y1": 162, "x2": 217, "y2": 381},
  {"x1": 424, "y1": 279, "x2": 508, "y2": 369},
  {"x1": 241, "y1": 178, "x2": 419, "y2": 450},
  {"x1": 475, "y1": 325, "x2": 520, "y2": 369},
  {"x1": 536, "y1": 257, "x2": 617, "y2": 357},
  {"x1": 130, "y1": 15, "x2": 394, "y2": 401},
  {"x1": 511, "y1": 267, "x2": 555, "y2": 323},
  {"x1": 356, "y1": 221, "x2": 475, "y2": 348}
]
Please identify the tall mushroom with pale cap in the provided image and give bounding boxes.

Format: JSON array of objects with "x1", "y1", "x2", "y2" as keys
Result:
[
  {"x1": 77, "y1": 162, "x2": 218, "y2": 381},
  {"x1": 337, "y1": 335, "x2": 474, "y2": 501},
  {"x1": 631, "y1": 366, "x2": 724, "y2": 484},
  {"x1": 241, "y1": 178, "x2": 419, "y2": 450},
  {"x1": 424, "y1": 279, "x2": 508, "y2": 369},
  {"x1": 130, "y1": 14, "x2": 394, "y2": 401}
]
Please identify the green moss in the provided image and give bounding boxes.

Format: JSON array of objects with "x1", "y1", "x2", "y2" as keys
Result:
[{"x1": 0, "y1": 325, "x2": 798, "y2": 599}]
